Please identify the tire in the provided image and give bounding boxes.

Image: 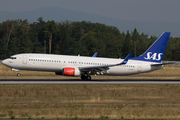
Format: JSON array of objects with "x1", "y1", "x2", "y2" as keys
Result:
[
  {"x1": 87, "y1": 76, "x2": 91, "y2": 80},
  {"x1": 81, "y1": 75, "x2": 86, "y2": 80},
  {"x1": 17, "y1": 73, "x2": 21, "y2": 77}
]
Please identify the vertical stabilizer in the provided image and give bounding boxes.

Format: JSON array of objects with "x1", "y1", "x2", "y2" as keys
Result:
[{"x1": 130, "y1": 32, "x2": 171, "y2": 63}]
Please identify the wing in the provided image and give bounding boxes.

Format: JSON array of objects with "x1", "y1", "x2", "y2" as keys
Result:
[{"x1": 79, "y1": 53, "x2": 131, "y2": 73}]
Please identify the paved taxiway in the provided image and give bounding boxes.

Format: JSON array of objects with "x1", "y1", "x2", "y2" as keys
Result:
[{"x1": 0, "y1": 79, "x2": 180, "y2": 84}]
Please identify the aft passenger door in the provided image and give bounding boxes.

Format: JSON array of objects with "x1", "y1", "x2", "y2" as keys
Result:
[{"x1": 137, "y1": 63, "x2": 141, "y2": 72}]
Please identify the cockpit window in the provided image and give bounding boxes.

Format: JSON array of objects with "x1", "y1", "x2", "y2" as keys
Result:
[{"x1": 10, "y1": 57, "x2": 17, "y2": 59}]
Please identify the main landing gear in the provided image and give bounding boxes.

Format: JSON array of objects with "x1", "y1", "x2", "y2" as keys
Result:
[{"x1": 81, "y1": 74, "x2": 91, "y2": 80}]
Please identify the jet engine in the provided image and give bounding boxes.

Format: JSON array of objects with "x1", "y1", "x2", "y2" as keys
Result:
[{"x1": 62, "y1": 67, "x2": 81, "y2": 76}]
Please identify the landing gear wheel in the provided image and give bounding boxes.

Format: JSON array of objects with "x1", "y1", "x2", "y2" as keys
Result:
[
  {"x1": 81, "y1": 75, "x2": 86, "y2": 80},
  {"x1": 87, "y1": 76, "x2": 91, "y2": 80},
  {"x1": 81, "y1": 75, "x2": 92, "y2": 80},
  {"x1": 17, "y1": 73, "x2": 21, "y2": 77}
]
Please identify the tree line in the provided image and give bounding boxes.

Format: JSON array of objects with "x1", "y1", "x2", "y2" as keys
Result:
[{"x1": 0, "y1": 17, "x2": 179, "y2": 61}]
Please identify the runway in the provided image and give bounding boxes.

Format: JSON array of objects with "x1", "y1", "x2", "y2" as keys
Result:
[{"x1": 0, "y1": 79, "x2": 180, "y2": 84}]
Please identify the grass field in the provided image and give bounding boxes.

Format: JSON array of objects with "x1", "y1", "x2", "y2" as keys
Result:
[
  {"x1": 0, "y1": 64, "x2": 180, "y2": 79},
  {"x1": 0, "y1": 84, "x2": 180, "y2": 119},
  {"x1": 0, "y1": 65, "x2": 180, "y2": 119}
]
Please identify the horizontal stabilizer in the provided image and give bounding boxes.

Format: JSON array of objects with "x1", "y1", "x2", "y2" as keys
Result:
[{"x1": 151, "y1": 62, "x2": 175, "y2": 66}]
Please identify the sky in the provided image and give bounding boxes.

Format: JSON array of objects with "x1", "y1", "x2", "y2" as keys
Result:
[{"x1": 1, "y1": 0, "x2": 180, "y2": 23}]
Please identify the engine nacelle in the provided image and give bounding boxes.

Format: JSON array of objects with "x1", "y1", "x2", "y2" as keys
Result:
[{"x1": 62, "y1": 67, "x2": 81, "y2": 77}]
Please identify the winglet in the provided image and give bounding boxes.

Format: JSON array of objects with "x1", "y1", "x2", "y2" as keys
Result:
[
  {"x1": 118, "y1": 53, "x2": 131, "y2": 65},
  {"x1": 92, "y1": 52, "x2": 98, "y2": 57}
]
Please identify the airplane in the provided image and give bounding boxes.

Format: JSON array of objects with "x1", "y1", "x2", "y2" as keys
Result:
[{"x1": 2, "y1": 32, "x2": 172, "y2": 80}]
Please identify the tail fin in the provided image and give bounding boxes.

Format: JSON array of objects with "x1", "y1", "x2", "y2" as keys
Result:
[{"x1": 130, "y1": 32, "x2": 171, "y2": 63}]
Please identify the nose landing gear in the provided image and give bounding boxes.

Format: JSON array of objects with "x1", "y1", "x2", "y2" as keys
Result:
[{"x1": 17, "y1": 73, "x2": 21, "y2": 76}]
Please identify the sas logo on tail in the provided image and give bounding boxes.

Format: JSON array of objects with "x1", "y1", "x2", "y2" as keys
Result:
[{"x1": 144, "y1": 52, "x2": 163, "y2": 61}]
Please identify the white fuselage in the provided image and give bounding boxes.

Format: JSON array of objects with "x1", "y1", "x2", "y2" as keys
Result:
[{"x1": 2, "y1": 53, "x2": 162, "y2": 76}]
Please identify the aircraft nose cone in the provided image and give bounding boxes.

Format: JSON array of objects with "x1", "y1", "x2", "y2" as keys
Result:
[
  {"x1": 2, "y1": 59, "x2": 7, "y2": 65},
  {"x1": 1, "y1": 60, "x2": 5, "y2": 65}
]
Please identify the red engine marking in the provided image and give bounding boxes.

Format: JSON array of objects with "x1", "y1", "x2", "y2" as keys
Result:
[{"x1": 64, "y1": 68, "x2": 75, "y2": 76}]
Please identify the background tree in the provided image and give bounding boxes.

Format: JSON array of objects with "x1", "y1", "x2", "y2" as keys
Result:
[
  {"x1": 122, "y1": 30, "x2": 131, "y2": 58},
  {"x1": 131, "y1": 28, "x2": 139, "y2": 57},
  {"x1": 0, "y1": 18, "x2": 179, "y2": 61}
]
